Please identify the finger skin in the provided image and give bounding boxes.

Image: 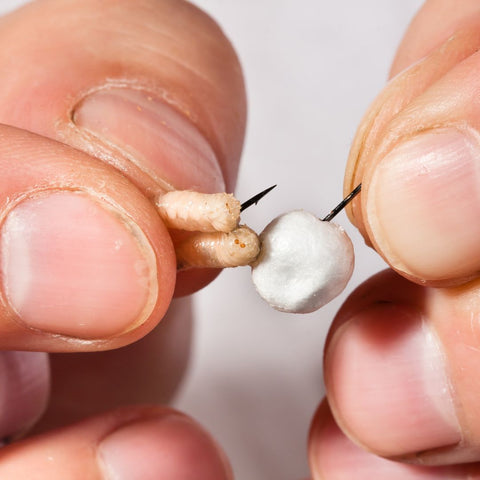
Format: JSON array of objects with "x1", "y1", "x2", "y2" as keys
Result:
[
  {"x1": 0, "y1": 0, "x2": 246, "y2": 191},
  {"x1": 0, "y1": 125, "x2": 175, "y2": 351},
  {"x1": 347, "y1": 0, "x2": 480, "y2": 208},
  {"x1": 391, "y1": 0, "x2": 480, "y2": 76},
  {"x1": 0, "y1": 0, "x2": 247, "y2": 439},
  {"x1": 343, "y1": 2, "x2": 480, "y2": 286},
  {"x1": 308, "y1": 400, "x2": 479, "y2": 480},
  {"x1": 0, "y1": 406, "x2": 232, "y2": 480},
  {"x1": 344, "y1": 15, "x2": 480, "y2": 243},
  {"x1": 321, "y1": 1, "x2": 480, "y2": 469},
  {"x1": 323, "y1": 270, "x2": 480, "y2": 465},
  {"x1": 0, "y1": 0, "x2": 247, "y2": 296}
]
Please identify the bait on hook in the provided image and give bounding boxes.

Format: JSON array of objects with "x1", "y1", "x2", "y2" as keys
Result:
[{"x1": 156, "y1": 184, "x2": 361, "y2": 313}]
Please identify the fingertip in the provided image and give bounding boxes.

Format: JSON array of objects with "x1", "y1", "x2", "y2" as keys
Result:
[
  {"x1": 362, "y1": 128, "x2": 480, "y2": 285},
  {"x1": 309, "y1": 401, "x2": 465, "y2": 480},
  {"x1": 0, "y1": 126, "x2": 177, "y2": 350},
  {"x1": 0, "y1": 406, "x2": 233, "y2": 480},
  {"x1": 0, "y1": 0, "x2": 247, "y2": 193},
  {"x1": 346, "y1": 59, "x2": 480, "y2": 286},
  {"x1": 98, "y1": 410, "x2": 232, "y2": 480},
  {"x1": 0, "y1": 0, "x2": 250, "y2": 302},
  {"x1": 2, "y1": 191, "x2": 168, "y2": 340},
  {"x1": 344, "y1": 5, "x2": 480, "y2": 287},
  {"x1": 325, "y1": 302, "x2": 460, "y2": 458}
]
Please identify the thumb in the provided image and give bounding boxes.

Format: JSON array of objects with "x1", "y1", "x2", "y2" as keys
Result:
[
  {"x1": 0, "y1": 0, "x2": 247, "y2": 296},
  {"x1": 345, "y1": 0, "x2": 480, "y2": 286}
]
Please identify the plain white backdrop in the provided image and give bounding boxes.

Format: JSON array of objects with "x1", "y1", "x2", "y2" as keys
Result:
[{"x1": 0, "y1": 1, "x2": 424, "y2": 479}]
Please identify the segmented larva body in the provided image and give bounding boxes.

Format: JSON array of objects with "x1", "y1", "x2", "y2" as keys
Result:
[
  {"x1": 175, "y1": 226, "x2": 260, "y2": 269},
  {"x1": 156, "y1": 191, "x2": 241, "y2": 233}
]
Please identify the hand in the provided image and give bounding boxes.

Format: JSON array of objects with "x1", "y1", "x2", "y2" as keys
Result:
[
  {"x1": 309, "y1": 0, "x2": 480, "y2": 477},
  {"x1": 0, "y1": 0, "x2": 243, "y2": 477}
]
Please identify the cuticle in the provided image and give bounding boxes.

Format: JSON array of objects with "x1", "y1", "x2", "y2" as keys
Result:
[
  {"x1": 367, "y1": 124, "x2": 473, "y2": 176},
  {"x1": 67, "y1": 78, "x2": 199, "y2": 126},
  {"x1": 64, "y1": 122, "x2": 178, "y2": 195}
]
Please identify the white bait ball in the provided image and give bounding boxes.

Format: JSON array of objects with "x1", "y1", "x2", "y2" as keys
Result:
[{"x1": 251, "y1": 210, "x2": 354, "y2": 313}]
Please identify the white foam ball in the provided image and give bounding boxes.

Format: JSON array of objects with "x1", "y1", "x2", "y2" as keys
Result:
[{"x1": 251, "y1": 210, "x2": 354, "y2": 313}]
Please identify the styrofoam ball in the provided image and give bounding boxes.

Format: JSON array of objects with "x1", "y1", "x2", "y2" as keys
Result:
[{"x1": 251, "y1": 210, "x2": 354, "y2": 313}]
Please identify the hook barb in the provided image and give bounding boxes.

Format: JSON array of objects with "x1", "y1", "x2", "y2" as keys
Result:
[
  {"x1": 322, "y1": 184, "x2": 362, "y2": 222},
  {"x1": 241, "y1": 185, "x2": 277, "y2": 212}
]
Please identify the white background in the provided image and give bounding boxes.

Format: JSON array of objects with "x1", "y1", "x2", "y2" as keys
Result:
[{"x1": 0, "y1": 1, "x2": 423, "y2": 479}]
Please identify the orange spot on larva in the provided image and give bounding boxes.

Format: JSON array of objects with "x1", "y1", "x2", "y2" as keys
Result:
[
  {"x1": 240, "y1": 243, "x2": 246, "y2": 248},
  {"x1": 234, "y1": 239, "x2": 240, "y2": 245}
]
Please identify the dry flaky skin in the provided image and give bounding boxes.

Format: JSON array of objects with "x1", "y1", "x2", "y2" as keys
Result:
[
  {"x1": 175, "y1": 226, "x2": 260, "y2": 269},
  {"x1": 156, "y1": 191, "x2": 241, "y2": 233}
]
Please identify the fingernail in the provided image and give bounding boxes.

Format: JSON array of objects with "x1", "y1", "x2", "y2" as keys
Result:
[
  {"x1": 98, "y1": 414, "x2": 232, "y2": 480},
  {"x1": 1, "y1": 191, "x2": 157, "y2": 339},
  {"x1": 311, "y1": 404, "x2": 461, "y2": 479},
  {"x1": 366, "y1": 128, "x2": 480, "y2": 280},
  {"x1": 327, "y1": 304, "x2": 460, "y2": 457},
  {"x1": 0, "y1": 351, "x2": 49, "y2": 440},
  {"x1": 73, "y1": 87, "x2": 225, "y2": 193}
]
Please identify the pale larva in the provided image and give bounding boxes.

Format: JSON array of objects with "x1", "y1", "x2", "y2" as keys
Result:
[
  {"x1": 156, "y1": 191, "x2": 241, "y2": 233},
  {"x1": 175, "y1": 226, "x2": 260, "y2": 269}
]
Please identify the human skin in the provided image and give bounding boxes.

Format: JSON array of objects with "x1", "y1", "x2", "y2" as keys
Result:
[
  {"x1": 0, "y1": 0, "x2": 245, "y2": 477},
  {"x1": 309, "y1": 0, "x2": 480, "y2": 478},
  {"x1": 4, "y1": 1, "x2": 480, "y2": 479}
]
